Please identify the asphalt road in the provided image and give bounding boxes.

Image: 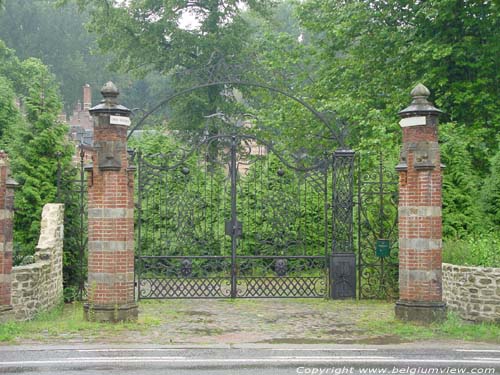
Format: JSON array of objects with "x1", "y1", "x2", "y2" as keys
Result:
[{"x1": 0, "y1": 344, "x2": 499, "y2": 375}]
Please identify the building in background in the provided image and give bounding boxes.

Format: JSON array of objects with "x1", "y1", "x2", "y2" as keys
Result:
[{"x1": 65, "y1": 84, "x2": 93, "y2": 146}]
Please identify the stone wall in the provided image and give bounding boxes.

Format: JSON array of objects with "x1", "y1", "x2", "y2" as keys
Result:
[
  {"x1": 10, "y1": 204, "x2": 64, "y2": 320},
  {"x1": 442, "y1": 263, "x2": 500, "y2": 323}
]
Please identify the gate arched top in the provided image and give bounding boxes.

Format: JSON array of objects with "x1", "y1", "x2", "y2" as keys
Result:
[
  {"x1": 127, "y1": 79, "x2": 344, "y2": 146},
  {"x1": 137, "y1": 132, "x2": 330, "y2": 174}
]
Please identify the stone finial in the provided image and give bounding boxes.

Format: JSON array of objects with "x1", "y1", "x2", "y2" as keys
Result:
[
  {"x1": 399, "y1": 83, "x2": 443, "y2": 118},
  {"x1": 89, "y1": 81, "x2": 131, "y2": 116},
  {"x1": 100, "y1": 81, "x2": 119, "y2": 105},
  {"x1": 410, "y1": 83, "x2": 431, "y2": 99}
]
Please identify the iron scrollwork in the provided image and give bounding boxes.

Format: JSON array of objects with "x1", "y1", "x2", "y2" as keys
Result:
[
  {"x1": 135, "y1": 119, "x2": 335, "y2": 299},
  {"x1": 356, "y1": 153, "x2": 399, "y2": 300}
]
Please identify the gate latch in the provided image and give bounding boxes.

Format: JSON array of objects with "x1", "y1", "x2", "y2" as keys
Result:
[{"x1": 225, "y1": 220, "x2": 243, "y2": 237}]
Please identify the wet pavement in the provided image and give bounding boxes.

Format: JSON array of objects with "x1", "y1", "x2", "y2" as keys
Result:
[{"x1": 111, "y1": 299, "x2": 401, "y2": 345}]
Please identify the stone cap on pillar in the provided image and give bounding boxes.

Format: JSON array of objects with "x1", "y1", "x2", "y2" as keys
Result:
[
  {"x1": 399, "y1": 83, "x2": 443, "y2": 118},
  {"x1": 89, "y1": 81, "x2": 131, "y2": 117},
  {"x1": 6, "y1": 177, "x2": 19, "y2": 189}
]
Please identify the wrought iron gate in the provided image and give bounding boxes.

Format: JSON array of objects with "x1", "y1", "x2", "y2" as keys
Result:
[
  {"x1": 135, "y1": 133, "x2": 331, "y2": 299},
  {"x1": 356, "y1": 154, "x2": 399, "y2": 299}
]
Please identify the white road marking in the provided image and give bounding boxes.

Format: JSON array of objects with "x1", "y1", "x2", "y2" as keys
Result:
[
  {"x1": 474, "y1": 357, "x2": 500, "y2": 361},
  {"x1": 456, "y1": 349, "x2": 500, "y2": 353},
  {"x1": 1, "y1": 356, "x2": 500, "y2": 366},
  {"x1": 76, "y1": 348, "x2": 184, "y2": 352},
  {"x1": 64, "y1": 356, "x2": 391, "y2": 361},
  {"x1": 270, "y1": 348, "x2": 378, "y2": 351},
  {"x1": 268, "y1": 356, "x2": 392, "y2": 360}
]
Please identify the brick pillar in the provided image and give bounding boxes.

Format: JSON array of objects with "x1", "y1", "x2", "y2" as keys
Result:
[
  {"x1": 395, "y1": 84, "x2": 447, "y2": 323},
  {"x1": 0, "y1": 151, "x2": 17, "y2": 313},
  {"x1": 83, "y1": 82, "x2": 137, "y2": 322}
]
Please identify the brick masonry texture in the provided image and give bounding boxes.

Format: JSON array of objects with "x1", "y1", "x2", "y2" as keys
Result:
[
  {"x1": 442, "y1": 263, "x2": 500, "y2": 323},
  {"x1": 85, "y1": 84, "x2": 137, "y2": 321},
  {"x1": 8, "y1": 204, "x2": 64, "y2": 321},
  {"x1": 87, "y1": 119, "x2": 135, "y2": 306},
  {"x1": 398, "y1": 121, "x2": 443, "y2": 302},
  {"x1": 0, "y1": 151, "x2": 14, "y2": 308}
]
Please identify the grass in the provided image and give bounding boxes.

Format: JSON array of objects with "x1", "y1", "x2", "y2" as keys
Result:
[
  {"x1": 0, "y1": 302, "x2": 161, "y2": 343},
  {"x1": 359, "y1": 310, "x2": 500, "y2": 344},
  {"x1": 1, "y1": 299, "x2": 499, "y2": 345}
]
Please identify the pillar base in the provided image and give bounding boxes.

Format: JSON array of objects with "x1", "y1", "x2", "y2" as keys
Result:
[
  {"x1": 395, "y1": 300, "x2": 446, "y2": 323},
  {"x1": 84, "y1": 302, "x2": 138, "y2": 322}
]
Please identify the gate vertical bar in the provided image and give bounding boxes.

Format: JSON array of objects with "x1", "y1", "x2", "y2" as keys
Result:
[
  {"x1": 230, "y1": 135, "x2": 238, "y2": 298},
  {"x1": 330, "y1": 148, "x2": 356, "y2": 299},
  {"x1": 378, "y1": 155, "x2": 385, "y2": 296}
]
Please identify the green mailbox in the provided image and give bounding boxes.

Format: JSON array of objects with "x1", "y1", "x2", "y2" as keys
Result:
[{"x1": 376, "y1": 239, "x2": 390, "y2": 258}]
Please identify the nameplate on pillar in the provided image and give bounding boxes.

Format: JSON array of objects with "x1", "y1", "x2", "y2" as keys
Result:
[
  {"x1": 399, "y1": 116, "x2": 426, "y2": 128},
  {"x1": 110, "y1": 115, "x2": 131, "y2": 126}
]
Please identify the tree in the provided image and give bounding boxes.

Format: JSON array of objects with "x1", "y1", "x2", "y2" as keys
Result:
[
  {"x1": 0, "y1": 0, "x2": 170, "y2": 113},
  {"x1": 296, "y1": 0, "x2": 499, "y2": 236},
  {"x1": 482, "y1": 143, "x2": 500, "y2": 228},
  {"x1": 63, "y1": 0, "x2": 274, "y2": 134},
  {"x1": 0, "y1": 76, "x2": 19, "y2": 148},
  {"x1": 298, "y1": 0, "x2": 499, "y2": 169},
  {"x1": 7, "y1": 58, "x2": 74, "y2": 256},
  {"x1": 0, "y1": 40, "x2": 74, "y2": 260},
  {"x1": 439, "y1": 123, "x2": 483, "y2": 237},
  {"x1": 0, "y1": 0, "x2": 100, "y2": 111}
]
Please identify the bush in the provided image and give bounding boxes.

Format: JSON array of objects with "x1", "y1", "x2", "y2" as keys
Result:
[{"x1": 443, "y1": 231, "x2": 500, "y2": 268}]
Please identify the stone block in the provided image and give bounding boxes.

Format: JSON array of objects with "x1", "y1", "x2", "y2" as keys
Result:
[
  {"x1": 478, "y1": 278, "x2": 492, "y2": 286},
  {"x1": 442, "y1": 263, "x2": 500, "y2": 323},
  {"x1": 6, "y1": 204, "x2": 64, "y2": 321},
  {"x1": 15, "y1": 273, "x2": 30, "y2": 282},
  {"x1": 395, "y1": 300, "x2": 447, "y2": 323},
  {"x1": 83, "y1": 303, "x2": 138, "y2": 323}
]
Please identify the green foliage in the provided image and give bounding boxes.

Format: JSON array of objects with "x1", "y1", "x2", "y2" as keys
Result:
[
  {"x1": 0, "y1": 0, "x2": 97, "y2": 111},
  {"x1": 63, "y1": 286, "x2": 79, "y2": 303},
  {"x1": 443, "y1": 231, "x2": 500, "y2": 268},
  {"x1": 0, "y1": 38, "x2": 75, "y2": 267},
  {"x1": 298, "y1": 0, "x2": 500, "y2": 158},
  {"x1": 67, "y1": 0, "x2": 271, "y2": 75},
  {"x1": 238, "y1": 153, "x2": 326, "y2": 259},
  {"x1": 130, "y1": 130, "x2": 227, "y2": 261},
  {"x1": 293, "y1": 0, "x2": 499, "y2": 241},
  {"x1": 481, "y1": 145, "x2": 500, "y2": 228},
  {"x1": 56, "y1": 157, "x2": 87, "y2": 300},
  {"x1": 0, "y1": 75, "x2": 19, "y2": 148},
  {"x1": 7, "y1": 59, "x2": 74, "y2": 258},
  {"x1": 439, "y1": 123, "x2": 484, "y2": 237},
  {"x1": 58, "y1": 0, "x2": 275, "y2": 135},
  {"x1": 0, "y1": 0, "x2": 172, "y2": 113}
]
